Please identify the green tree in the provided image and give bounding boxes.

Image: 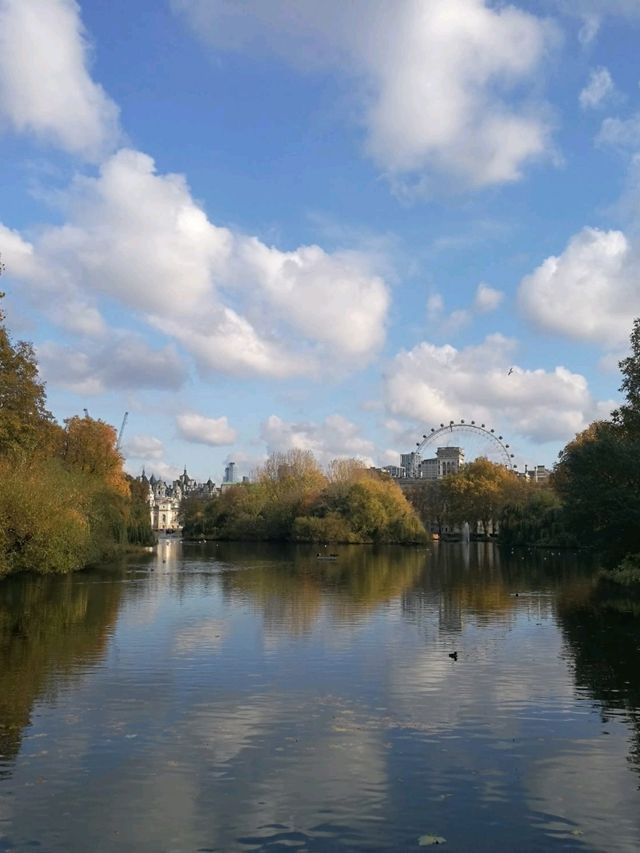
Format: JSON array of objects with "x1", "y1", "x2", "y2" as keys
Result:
[
  {"x1": 554, "y1": 421, "x2": 640, "y2": 564},
  {"x1": 0, "y1": 294, "x2": 56, "y2": 458},
  {"x1": 612, "y1": 317, "x2": 640, "y2": 435}
]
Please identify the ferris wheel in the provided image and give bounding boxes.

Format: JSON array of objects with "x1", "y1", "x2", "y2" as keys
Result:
[{"x1": 415, "y1": 420, "x2": 516, "y2": 469}]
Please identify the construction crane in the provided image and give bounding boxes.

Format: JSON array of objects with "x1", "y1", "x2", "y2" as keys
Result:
[{"x1": 116, "y1": 412, "x2": 128, "y2": 451}]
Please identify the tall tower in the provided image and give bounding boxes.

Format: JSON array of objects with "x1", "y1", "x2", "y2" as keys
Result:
[{"x1": 400, "y1": 451, "x2": 421, "y2": 478}]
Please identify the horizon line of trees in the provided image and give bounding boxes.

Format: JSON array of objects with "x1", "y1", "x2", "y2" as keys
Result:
[{"x1": 182, "y1": 453, "x2": 427, "y2": 544}]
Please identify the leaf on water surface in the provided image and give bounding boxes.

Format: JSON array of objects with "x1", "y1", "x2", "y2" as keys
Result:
[{"x1": 418, "y1": 834, "x2": 447, "y2": 846}]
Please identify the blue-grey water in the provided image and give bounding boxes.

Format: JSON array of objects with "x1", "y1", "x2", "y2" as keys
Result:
[{"x1": 1, "y1": 542, "x2": 639, "y2": 852}]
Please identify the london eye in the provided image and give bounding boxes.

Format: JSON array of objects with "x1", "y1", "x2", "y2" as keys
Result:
[{"x1": 415, "y1": 420, "x2": 516, "y2": 469}]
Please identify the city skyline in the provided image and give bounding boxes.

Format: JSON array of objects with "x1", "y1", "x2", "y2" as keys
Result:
[{"x1": 1, "y1": 1, "x2": 640, "y2": 481}]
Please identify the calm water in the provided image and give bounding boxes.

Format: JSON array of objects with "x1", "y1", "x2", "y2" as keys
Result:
[{"x1": 1, "y1": 542, "x2": 639, "y2": 852}]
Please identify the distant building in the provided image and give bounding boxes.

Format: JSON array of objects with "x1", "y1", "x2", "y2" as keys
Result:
[
  {"x1": 419, "y1": 457, "x2": 439, "y2": 480},
  {"x1": 383, "y1": 465, "x2": 406, "y2": 478},
  {"x1": 522, "y1": 464, "x2": 552, "y2": 484},
  {"x1": 138, "y1": 467, "x2": 216, "y2": 532},
  {"x1": 400, "y1": 452, "x2": 421, "y2": 478},
  {"x1": 436, "y1": 446, "x2": 464, "y2": 477},
  {"x1": 224, "y1": 461, "x2": 236, "y2": 484}
]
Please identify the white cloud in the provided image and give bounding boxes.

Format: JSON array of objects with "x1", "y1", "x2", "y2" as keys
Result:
[
  {"x1": 426, "y1": 294, "x2": 444, "y2": 319},
  {"x1": 578, "y1": 15, "x2": 600, "y2": 46},
  {"x1": 597, "y1": 113, "x2": 640, "y2": 150},
  {"x1": 176, "y1": 413, "x2": 237, "y2": 447},
  {"x1": 474, "y1": 282, "x2": 504, "y2": 313},
  {"x1": 548, "y1": 1, "x2": 640, "y2": 45},
  {"x1": 0, "y1": 0, "x2": 120, "y2": 159},
  {"x1": 261, "y1": 414, "x2": 375, "y2": 466},
  {"x1": 518, "y1": 227, "x2": 640, "y2": 349},
  {"x1": 0, "y1": 148, "x2": 389, "y2": 379},
  {"x1": 123, "y1": 435, "x2": 165, "y2": 462},
  {"x1": 0, "y1": 224, "x2": 35, "y2": 273},
  {"x1": 384, "y1": 334, "x2": 604, "y2": 443},
  {"x1": 579, "y1": 67, "x2": 615, "y2": 110},
  {"x1": 174, "y1": 0, "x2": 556, "y2": 192},
  {"x1": 36, "y1": 335, "x2": 187, "y2": 394},
  {"x1": 426, "y1": 282, "x2": 503, "y2": 336},
  {"x1": 139, "y1": 460, "x2": 182, "y2": 482}
]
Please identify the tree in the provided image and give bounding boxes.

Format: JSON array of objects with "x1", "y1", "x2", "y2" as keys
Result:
[
  {"x1": 58, "y1": 415, "x2": 129, "y2": 495},
  {"x1": 552, "y1": 320, "x2": 640, "y2": 567},
  {"x1": 612, "y1": 317, "x2": 640, "y2": 435},
  {"x1": 0, "y1": 293, "x2": 56, "y2": 457},
  {"x1": 405, "y1": 480, "x2": 449, "y2": 536},
  {"x1": 326, "y1": 458, "x2": 369, "y2": 484},
  {"x1": 554, "y1": 421, "x2": 640, "y2": 564},
  {"x1": 436, "y1": 458, "x2": 522, "y2": 535}
]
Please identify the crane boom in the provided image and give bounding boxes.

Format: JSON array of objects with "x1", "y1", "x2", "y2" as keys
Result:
[{"x1": 116, "y1": 411, "x2": 128, "y2": 451}]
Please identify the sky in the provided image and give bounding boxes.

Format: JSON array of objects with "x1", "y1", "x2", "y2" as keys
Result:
[{"x1": 1, "y1": 0, "x2": 639, "y2": 483}]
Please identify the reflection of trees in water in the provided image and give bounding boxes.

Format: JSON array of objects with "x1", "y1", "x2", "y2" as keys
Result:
[
  {"x1": 402, "y1": 543, "x2": 593, "y2": 636},
  {"x1": 0, "y1": 571, "x2": 124, "y2": 772},
  {"x1": 557, "y1": 590, "x2": 640, "y2": 776},
  {"x1": 219, "y1": 545, "x2": 425, "y2": 636}
]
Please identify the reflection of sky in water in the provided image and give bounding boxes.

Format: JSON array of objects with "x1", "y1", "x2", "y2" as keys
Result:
[{"x1": 0, "y1": 542, "x2": 639, "y2": 851}]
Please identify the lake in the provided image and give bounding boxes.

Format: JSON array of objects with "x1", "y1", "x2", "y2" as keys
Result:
[{"x1": 1, "y1": 541, "x2": 639, "y2": 852}]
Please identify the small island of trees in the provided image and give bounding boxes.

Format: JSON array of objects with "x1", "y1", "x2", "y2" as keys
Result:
[{"x1": 182, "y1": 454, "x2": 427, "y2": 544}]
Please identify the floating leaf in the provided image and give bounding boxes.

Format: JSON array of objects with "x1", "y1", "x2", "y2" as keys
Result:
[{"x1": 418, "y1": 834, "x2": 447, "y2": 846}]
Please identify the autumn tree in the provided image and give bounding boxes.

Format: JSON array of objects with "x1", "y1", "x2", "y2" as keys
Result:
[
  {"x1": 0, "y1": 280, "x2": 152, "y2": 575},
  {"x1": 58, "y1": 415, "x2": 129, "y2": 495}
]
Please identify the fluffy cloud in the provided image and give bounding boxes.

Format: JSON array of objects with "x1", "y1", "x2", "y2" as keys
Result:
[
  {"x1": 121, "y1": 434, "x2": 182, "y2": 481},
  {"x1": 384, "y1": 334, "x2": 605, "y2": 443},
  {"x1": 579, "y1": 67, "x2": 615, "y2": 110},
  {"x1": 0, "y1": 0, "x2": 120, "y2": 159},
  {"x1": 597, "y1": 114, "x2": 640, "y2": 151},
  {"x1": 474, "y1": 283, "x2": 503, "y2": 313},
  {"x1": 123, "y1": 435, "x2": 165, "y2": 462},
  {"x1": 518, "y1": 227, "x2": 640, "y2": 349},
  {"x1": 36, "y1": 335, "x2": 187, "y2": 394},
  {"x1": 0, "y1": 148, "x2": 389, "y2": 379},
  {"x1": 174, "y1": 0, "x2": 555, "y2": 192},
  {"x1": 176, "y1": 413, "x2": 237, "y2": 447},
  {"x1": 261, "y1": 414, "x2": 375, "y2": 466},
  {"x1": 426, "y1": 282, "x2": 504, "y2": 335}
]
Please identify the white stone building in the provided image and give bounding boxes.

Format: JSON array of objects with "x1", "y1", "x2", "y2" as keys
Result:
[{"x1": 139, "y1": 467, "x2": 217, "y2": 532}]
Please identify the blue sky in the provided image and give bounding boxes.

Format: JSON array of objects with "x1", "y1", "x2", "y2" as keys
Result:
[{"x1": 1, "y1": 0, "x2": 639, "y2": 482}]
